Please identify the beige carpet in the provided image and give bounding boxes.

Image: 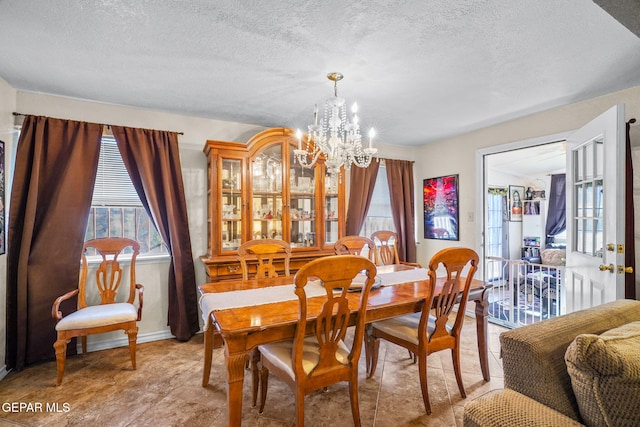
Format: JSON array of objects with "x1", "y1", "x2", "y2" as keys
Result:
[{"x1": 0, "y1": 318, "x2": 506, "y2": 426}]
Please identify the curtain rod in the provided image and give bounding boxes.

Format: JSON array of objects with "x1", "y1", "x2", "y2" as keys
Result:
[{"x1": 12, "y1": 112, "x2": 184, "y2": 135}]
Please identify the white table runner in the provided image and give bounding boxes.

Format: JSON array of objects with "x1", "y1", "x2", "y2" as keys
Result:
[
  {"x1": 378, "y1": 267, "x2": 427, "y2": 286},
  {"x1": 199, "y1": 281, "x2": 324, "y2": 327},
  {"x1": 200, "y1": 267, "x2": 428, "y2": 328}
]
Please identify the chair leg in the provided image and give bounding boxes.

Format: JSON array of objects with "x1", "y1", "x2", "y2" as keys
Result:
[
  {"x1": 53, "y1": 338, "x2": 67, "y2": 386},
  {"x1": 451, "y1": 347, "x2": 466, "y2": 398},
  {"x1": 418, "y1": 354, "x2": 432, "y2": 415},
  {"x1": 367, "y1": 336, "x2": 381, "y2": 378},
  {"x1": 349, "y1": 376, "x2": 362, "y2": 427},
  {"x1": 81, "y1": 336, "x2": 88, "y2": 354},
  {"x1": 126, "y1": 327, "x2": 138, "y2": 370},
  {"x1": 364, "y1": 327, "x2": 372, "y2": 375},
  {"x1": 258, "y1": 365, "x2": 269, "y2": 414},
  {"x1": 250, "y1": 349, "x2": 260, "y2": 407},
  {"x1": 295, "y1": 389, "x2": 305, "y2": 427}
]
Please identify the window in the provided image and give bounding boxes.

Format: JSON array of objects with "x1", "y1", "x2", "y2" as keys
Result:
[
  {"x1": 85, "y1": 137, "x2": 167, "y2": 256},
  {"x1": 360, "y1": 165, "x2": 395, "y2": 237}
]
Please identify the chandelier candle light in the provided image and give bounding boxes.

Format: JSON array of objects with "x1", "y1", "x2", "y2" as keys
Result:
[{"x1": 294, "y1": 72, "x2": 378, "y2": 174}]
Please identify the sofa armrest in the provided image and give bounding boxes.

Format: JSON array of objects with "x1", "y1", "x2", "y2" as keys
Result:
[{"x1": 463, "y1": 389, "x2": 584, "y2": 427}]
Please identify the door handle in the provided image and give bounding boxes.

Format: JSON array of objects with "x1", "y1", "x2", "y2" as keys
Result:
[
  {"x1": 606, "y1": 244, "x2": 625, "y2": 254},
  {"x1": 617, "y1": 265, "x2": 634, "y2": 274},
  {"x1": 598, "y1": 264, "x2": 614, "y2": 273}
]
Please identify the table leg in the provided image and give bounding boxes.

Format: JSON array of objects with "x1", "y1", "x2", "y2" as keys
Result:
[
  {"x1": 473, "y1": 288, "x2": 491, "y2": 381},
  {"x1": 202, "y1": 316, "x2": 214, "y2": 387},
  {"x1": 224, "y1": 344, "x2": 249, "y2": 426}
]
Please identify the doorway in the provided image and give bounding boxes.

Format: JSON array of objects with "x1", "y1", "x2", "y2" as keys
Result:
[{"x1": 480, "y1": 139, "x2": 567, "y2": 327}]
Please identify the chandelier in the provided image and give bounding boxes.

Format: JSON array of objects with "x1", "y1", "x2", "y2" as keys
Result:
[{"x1": 294, "y1": 72, "x2": 378, "y2": 174}]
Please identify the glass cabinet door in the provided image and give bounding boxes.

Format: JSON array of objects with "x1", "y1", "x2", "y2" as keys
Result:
[
  {"x1": 220, "y1": 158, "x2": 243, "y2": 252},
  {"x1": 251, "y1": 144, "x2": 284, "y2": 241},
  {"x1": 324, "y1": 170, "x2": 340, "y2": 246},
  {"x1": 289, "y1": 151, "x2": 318, "y2": 248}
]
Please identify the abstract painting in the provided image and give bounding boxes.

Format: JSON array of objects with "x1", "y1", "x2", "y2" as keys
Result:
[{"x1": 423, "y1": 174, "x2": 459, "y2": 240}]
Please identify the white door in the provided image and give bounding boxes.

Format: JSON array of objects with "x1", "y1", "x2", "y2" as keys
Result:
[{"x1": 564, "y1": 104, "x2": 626, "y2": 313}]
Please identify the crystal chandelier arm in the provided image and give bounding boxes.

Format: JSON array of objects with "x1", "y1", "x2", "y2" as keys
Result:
[{"x1": 293, "y1": 148, "x2": 323, "y2": 168}]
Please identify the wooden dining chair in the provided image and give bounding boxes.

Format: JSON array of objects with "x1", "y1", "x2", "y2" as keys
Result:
[
  {"x1": 52, "y1": 237, "x2": 143, "y2": 385},
  {"x1": 365, "y1": 247, "x2": 479, "y2": 414},
  {"x1": 236, "y1": 239, "x2": 292, "y2": 384},
  {"x1": 237, "y1": 238, "x2": 292, "y2": 280},
  {"x1": 254, "y1": 255, "x2": 377, "y2": 426},
  {"x1": 370, "y1": 230, "x2": 422, "y2": 268},
  {"x1": 334, "y1": 235, "x2": 376, "y2": 262}
]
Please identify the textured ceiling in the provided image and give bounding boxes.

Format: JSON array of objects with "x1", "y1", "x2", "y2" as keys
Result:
[{"x1": 0, "y1": 0, "x2": 639, "y2": 146}]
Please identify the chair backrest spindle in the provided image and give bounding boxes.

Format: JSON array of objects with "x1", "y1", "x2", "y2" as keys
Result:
[
  {"x1": 334, "y1": 235, "x2": 376, "y2": 262},
  {"x1": 79, "y1": 237, "x2": 140, "y2": 309},
  {"x1": 237, "y1": 239, "x2": 291, "y2": 280}
]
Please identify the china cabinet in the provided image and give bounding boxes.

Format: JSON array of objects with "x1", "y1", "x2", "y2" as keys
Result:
[{"x1": 201, "y1": 128, "x2": 346, "y2": 281}]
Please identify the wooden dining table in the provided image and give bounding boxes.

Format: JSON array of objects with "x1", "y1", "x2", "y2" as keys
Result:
[{"x1": 199, "y1": 264, "x2": 492, "y2": 426}]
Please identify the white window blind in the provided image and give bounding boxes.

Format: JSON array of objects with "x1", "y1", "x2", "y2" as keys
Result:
[
  {"x1": 367, "y1": 167, "x2": 394, "y2": 219},
  {"x1": 85, "y1": 136, "x2": 166, "y2": 256},
  {"x1": 92, "y1": 137, "x2": 141, "y2": 207},
  {"x1": 360, "y1": 165, "x2": 396, "y2": 236}
]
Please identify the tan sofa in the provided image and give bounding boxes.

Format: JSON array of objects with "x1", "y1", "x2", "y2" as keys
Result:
[{"x1": 463, "y1": 299, "x2": 640, "y2": 426}]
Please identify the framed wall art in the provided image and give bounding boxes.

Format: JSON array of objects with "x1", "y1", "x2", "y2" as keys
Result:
[
  {"x1": 509, "y1": 185, "x2": 524, "y2": 222},
  {"x1": 423, "y1": 174, "x2": 459, "y2": 241}
]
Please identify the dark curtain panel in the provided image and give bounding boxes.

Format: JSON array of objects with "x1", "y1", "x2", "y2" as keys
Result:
[
  {"x1": 345, "y1": 161, "x2": 380, "y2": 235},
  {"x1": 6, "y1": 116, "x2": 102, "y2": 369},
  {"x1": 386, "y1": 159, "x2": 417, "y2": 263},
  {"x1": 625, "y1": 119, "x2": 636, "y2": 299},
  {"x1": 111, "y1": 126, "x2": 199, "y2": 341},
  {"x1": 545, "y1": 174, "x2": 566, "y2": 242}
]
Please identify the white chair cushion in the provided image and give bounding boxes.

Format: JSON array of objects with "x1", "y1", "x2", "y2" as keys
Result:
[
  {"x1": 372, "y1": 313, "x2": 443, "y2": 345},
  {"x1": 258, "y1": 336, "x2": 350, "y2": 380},
  {"x1": 56, "y1": 303, "x2": 137, "y2": 331}
]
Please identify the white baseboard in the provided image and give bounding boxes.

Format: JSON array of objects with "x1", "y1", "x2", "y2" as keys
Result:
[
  {"x1": 0, "y1": 365, "x2": 8, "y2": 381},
  {"x1": 78, "y1": 329, "x2": 176, "y2": 353}
]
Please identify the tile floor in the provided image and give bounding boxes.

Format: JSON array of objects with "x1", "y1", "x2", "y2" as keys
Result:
[{"x1": 0, "y1": 318, "x2": 507, "y2": 426}]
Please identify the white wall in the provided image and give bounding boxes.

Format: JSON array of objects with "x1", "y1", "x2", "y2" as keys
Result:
[
  {"x1": 0, "y1": 77, "x2": 17, "y2": 378},
  {"x1": 414, "y1": 85, "x2": 640, "y2": 299}
]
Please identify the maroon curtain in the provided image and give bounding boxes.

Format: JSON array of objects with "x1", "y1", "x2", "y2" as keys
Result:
[
  {"x1": 625, "y1": 119, "x2": 636, "y2": 299},
  {"x1": 345, "y1": 161, "x2": 380, "y2": 235},
  {"x1": 385, "y1": 159, "x2": 417, "y2": 263},
  {"x1": 111, "y1": 126, "x2": 199, "y2": 341},
  {"x1": 6, "y1": 116, "x2": 102, "y2": 369}
]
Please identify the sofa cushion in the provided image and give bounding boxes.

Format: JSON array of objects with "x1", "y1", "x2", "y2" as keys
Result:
[
  {"x1": 565, "y1": 321, "x2": 640, "y2": 427},
  {"x1": 540, "y1": 248, "x2": 565, "y2": 266}
]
